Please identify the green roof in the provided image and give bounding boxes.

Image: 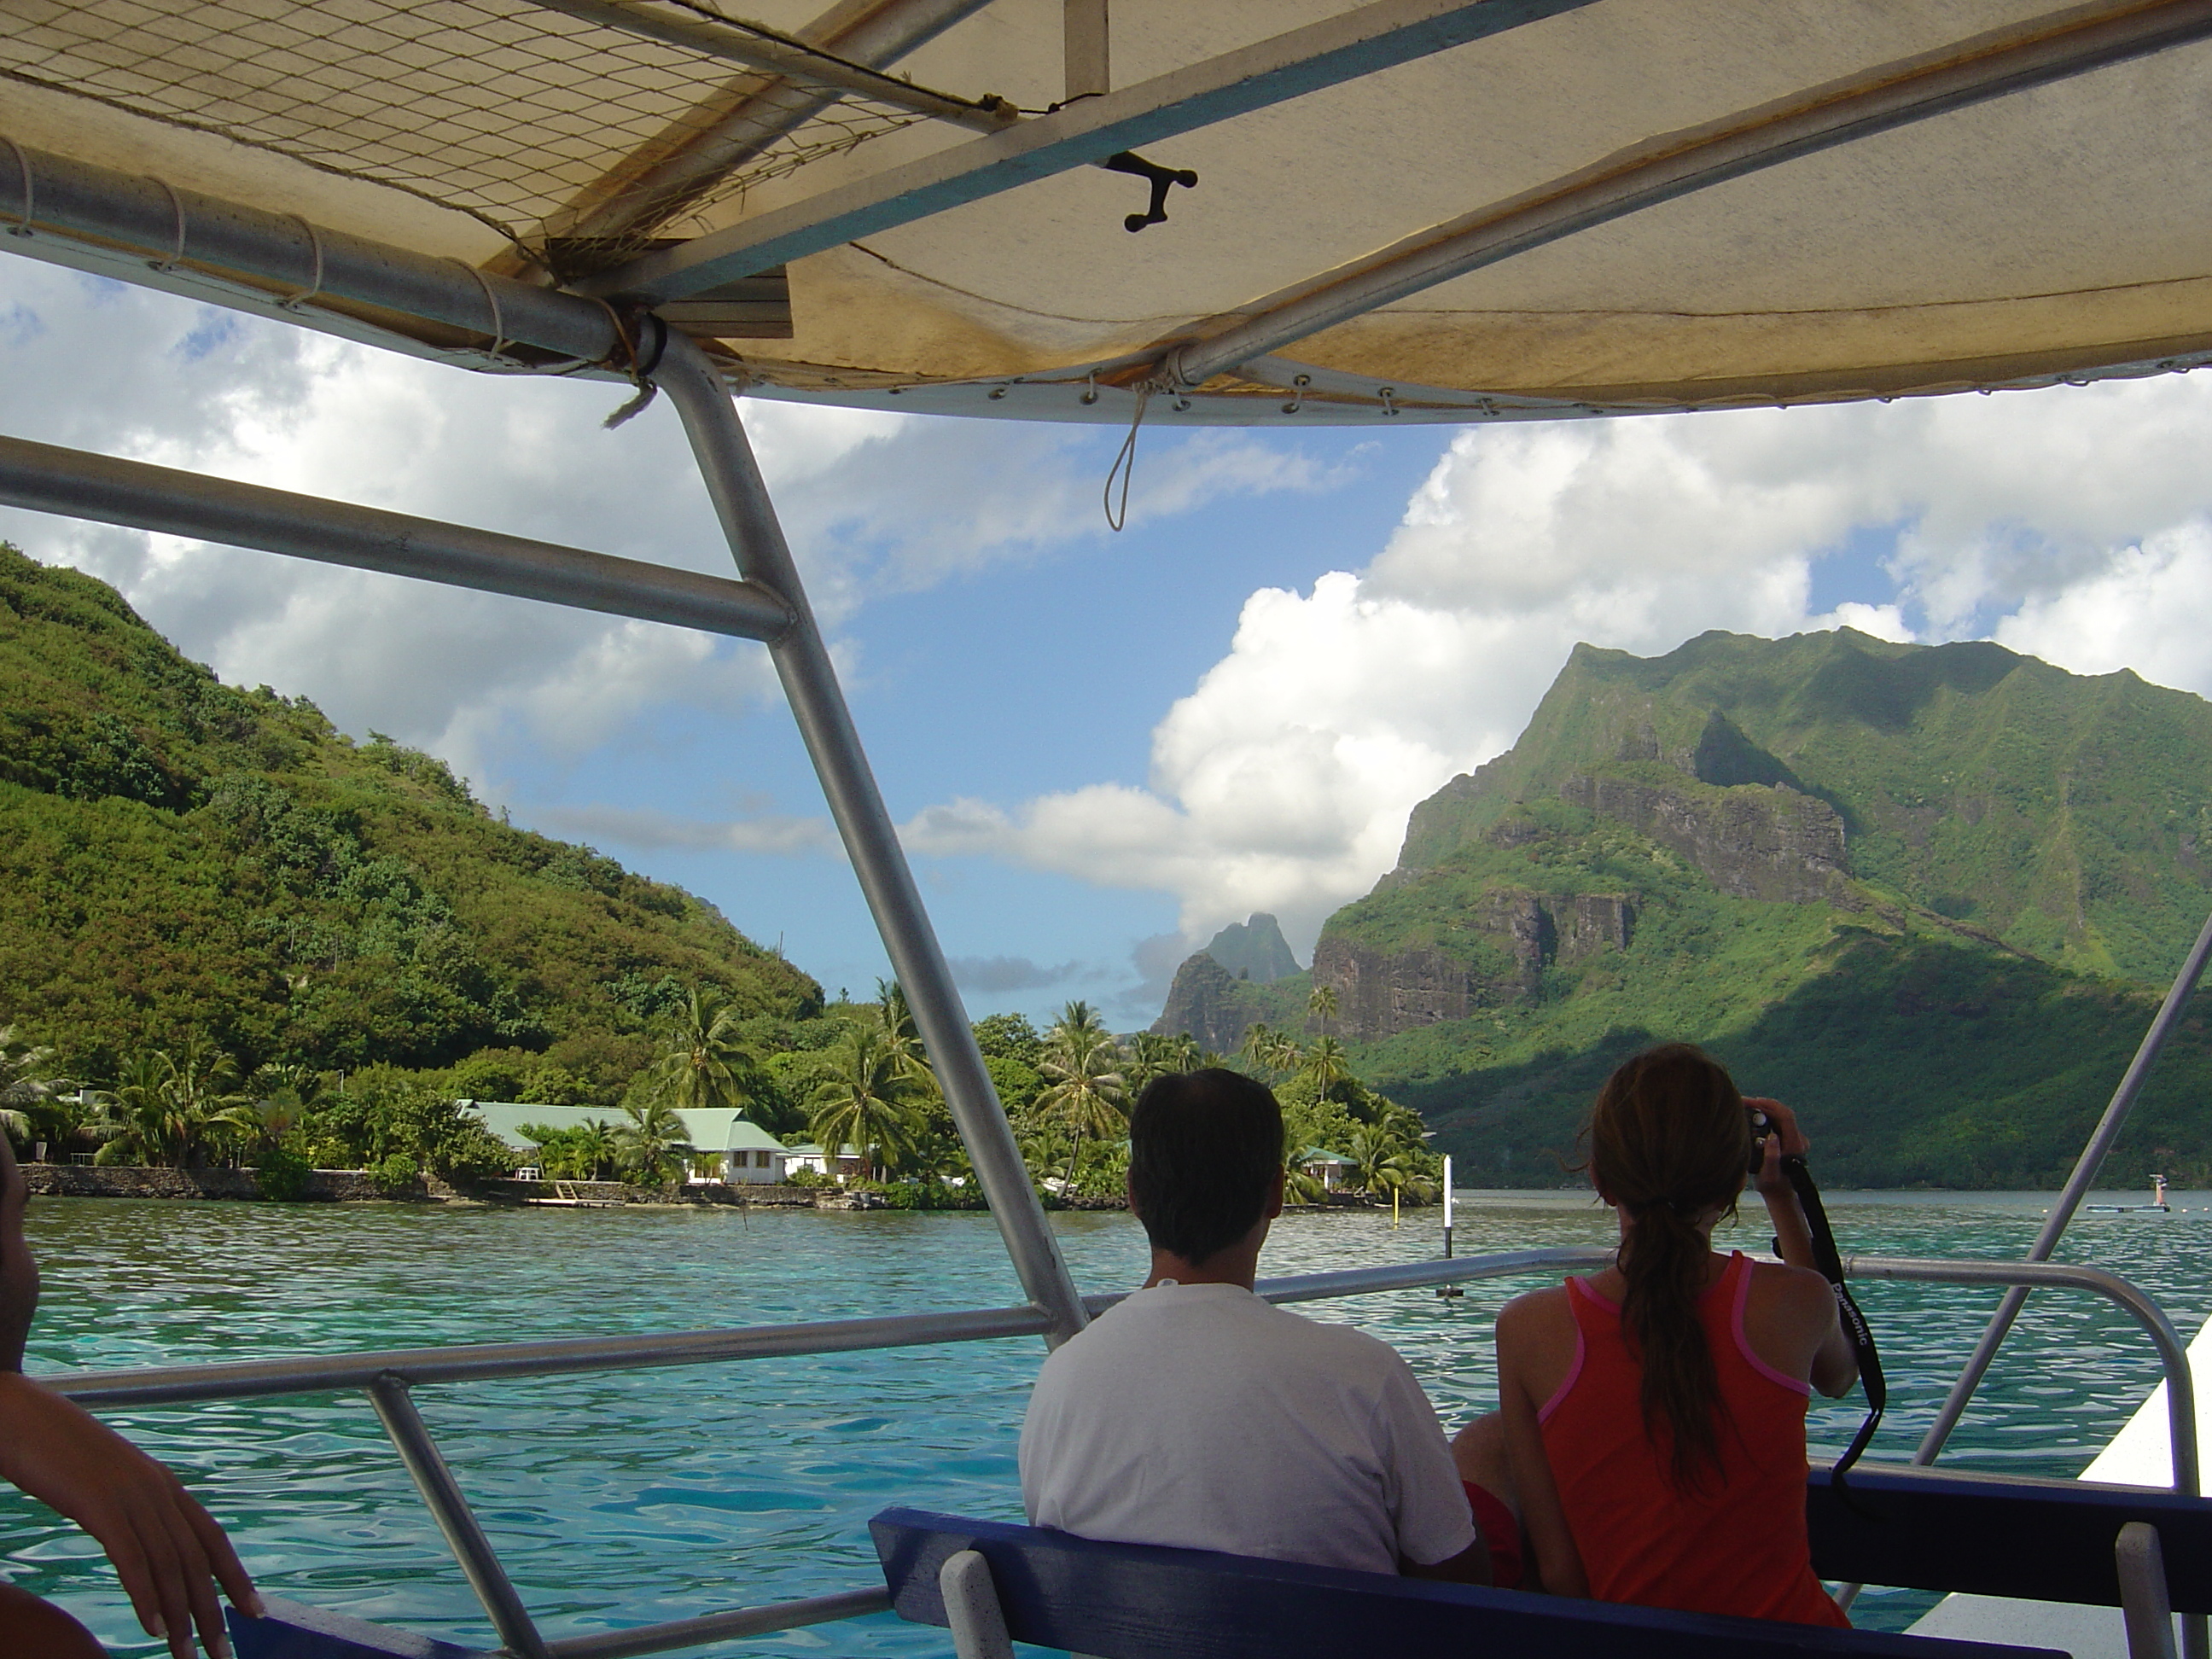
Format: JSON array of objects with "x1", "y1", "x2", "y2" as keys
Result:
[
  {"x1": 1297, "y1": 1146, "x2": 1354, "y2": 1167},
  {"x1": 463, "y1": 1102, "x2": 789, "y2": 1155}
]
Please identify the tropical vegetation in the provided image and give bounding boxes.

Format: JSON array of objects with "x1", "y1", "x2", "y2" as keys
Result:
[{"x1": 1313, "y1": 628, "x2": 2212, "y2": 1188}]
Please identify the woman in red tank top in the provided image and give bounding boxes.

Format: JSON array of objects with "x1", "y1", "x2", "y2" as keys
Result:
[{"x1": 1486, "y1": 1045, "x2": 1857, "y2": 1624}]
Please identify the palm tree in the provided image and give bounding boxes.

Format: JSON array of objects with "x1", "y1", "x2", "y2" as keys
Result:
[
  {"x1": 573, "y1": 1117, "x2": 617, "y2": 1181},
  {"x1": 1308, "y1": 982, "x2": 1340, "y2": 1038},
  {"x1": 1295, "y1": 1035, "x2": 1355, "y2": 1104},
  {"x1": 96, "y1": 1039, "x2": 244, "y2": 1167},
  {"x1": 875, "y1": 980, "x2": 941, "y2": 1102},
  {"x1": 1121, "y1": 1031, "x2": 1193, "y2": 1099},
  {"x1": 1237, "y1": 1022, "x2": 1279, "y2": 1076},
  {"x1": 650, "y1": 985, "x2": 761, "y2": 1120},
  {"x1": 613, "y1": 1097, "x2": 693, "y2": 1185},
  {"x1": 218, "y1": 1097, "x2": 303, "y2": 1160},
  {"x1": 162, "y1": 1036, "x2": 247, "y2": 1167},
  {"x1": 220, "y1": 1062, "x2": 330, "y2": 1160},
  {"x1": 0, "y1": 1027, "x2": 69, "y2": 1149},
  {"x1": 807, "y1": 1027, "x2": 920, "y2": 1182},
  {"x1": 1035, "y1": 1001, "x2": 1127, "y2": 1195},
  {"x1": 1348, "y1": 1123, "x2": 1433, "y2": 1202}
]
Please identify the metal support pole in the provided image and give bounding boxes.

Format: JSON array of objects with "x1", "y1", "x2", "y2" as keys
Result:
[
  {"x1": 543, "y1": 1587, "x2": 891, "y2": 1659},
  {"x1": 939, "y1": 1550, "x2": 1016, "y2": 1659},
  {"x1": 2118, "y1": 1523, "x2": 2180, "y2": 1659},
  {"x1": 366, "y1": 1376, "x2": 550, "y2": 1659},
  {"x1": 0, "y1": 434, "x2": 793, "y2": 643},
  {"x1": 655, "y1": 336, "x2": 1090, "y2": 1346},
  {"x1": 0, "y1": 140, "x2": 615, "y2": 364},
  {"x1": 1064, "y1": 0, "x2": 1110, "y2": 101},
  {"x1": 1912, "y1": 909, "x2": 2212, "y2": 1470}
]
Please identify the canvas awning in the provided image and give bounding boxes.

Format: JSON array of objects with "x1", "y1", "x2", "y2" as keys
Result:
[{"x1": 4, "y1": 0, "x2": 2209, "y2": 425}]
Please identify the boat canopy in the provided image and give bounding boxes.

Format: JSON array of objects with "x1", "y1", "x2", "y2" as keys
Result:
[{"x1": 5, "y1": 0, "x2": 2210, "y2": 425}]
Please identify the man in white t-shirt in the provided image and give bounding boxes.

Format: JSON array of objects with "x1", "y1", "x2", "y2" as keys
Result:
[{"x1": 1019, "y1": 1068, "x2": 1488, "y2": 1582}]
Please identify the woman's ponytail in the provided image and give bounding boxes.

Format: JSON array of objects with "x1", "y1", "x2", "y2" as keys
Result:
[{"x1": 1587, "y1": 1045, "x2": 1753, "y2": 1492}]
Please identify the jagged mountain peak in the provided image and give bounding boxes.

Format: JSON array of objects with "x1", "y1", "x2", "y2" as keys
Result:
[
  {"x1": 1311, "y1": 628, "x2": 2212, "y2": 1188},
  {"x1": 1202, "y1": 912, "x2": 1301, "y2": 984}
]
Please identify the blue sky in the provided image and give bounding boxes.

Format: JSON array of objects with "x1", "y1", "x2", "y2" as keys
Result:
[{"x1": 8, "y1": 259, "x2": 2212, "y2": 1026}]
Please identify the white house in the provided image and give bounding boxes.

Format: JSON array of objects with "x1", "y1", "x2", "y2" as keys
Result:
[
  {"x1": 774, "y1": 1142, "x2": 864, "y2": 1182},
  {"x1": 462, "y1": 1102, "x2": 795, "y2": 1185},
  {"x1": 683, "y1": 1113, "x2": 793, "y2": 1185},
  {"x1": 1297, "y1": 1146, "x2": 1357, "y2": 1191}
]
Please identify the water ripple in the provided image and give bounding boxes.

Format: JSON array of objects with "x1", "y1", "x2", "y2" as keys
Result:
[{"x1": 6, "y1": 1191, "x2": 2204, "y2": 1647}]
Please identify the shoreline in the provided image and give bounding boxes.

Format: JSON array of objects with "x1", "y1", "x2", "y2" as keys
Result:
[
  {"x1": 17, "y1": 1162, "x2": 1143, "y2": 1211},
  {"x1": 15, "y1": 1165, "x2": 1429, "y2": 1214}
]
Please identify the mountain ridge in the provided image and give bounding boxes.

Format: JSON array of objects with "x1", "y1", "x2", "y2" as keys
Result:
[
  {"x1": 0, "y1": 545, "x2": 820, "y2": 1091},
  {"x1": 1313, "y1": 627, "x2": 2212, "y2": 1186}
]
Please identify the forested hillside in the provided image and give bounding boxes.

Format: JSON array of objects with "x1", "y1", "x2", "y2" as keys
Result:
[
  {"x1": 1318, "y1": 629, "x2": 2212, "y2": 1188},
  {"x1": 0, "y1": 545, "x2": 820, "y2": 1094}
]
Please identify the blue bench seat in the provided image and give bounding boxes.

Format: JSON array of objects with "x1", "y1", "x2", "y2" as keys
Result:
[{"x1": 870, "y1": 1505, "x2": 2065, "y2": 1659}]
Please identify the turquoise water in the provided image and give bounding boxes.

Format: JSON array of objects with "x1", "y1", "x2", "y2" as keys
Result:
[{"x1": 7, "y1": 1189, "x2": 2209, "y2": 1650}]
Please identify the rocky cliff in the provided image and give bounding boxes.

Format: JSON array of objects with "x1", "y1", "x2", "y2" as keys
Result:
[
  {"x1": 1150, "y1": 914, "x2": 1310, "y2": 1051},
  {"x1": 1316, "y1": 626, "x2": 2212, "y2": 1044},
  {"x1": 1202, "y1": 912, "x2": 1301, "y2": 983},
  {"x1": 1151, "y1": 952, "x2": 1262, "y2": 1052}
]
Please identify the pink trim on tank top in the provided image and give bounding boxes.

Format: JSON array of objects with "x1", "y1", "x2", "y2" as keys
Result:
[
  {"x1": 1545, "y1": 1254, "x2": 1806, "y2": 1417},
  {"x1": 1538, "y1": 1300, "x2": 1586, "y2": 1425},
  {"x1": 1730, "y1": 1252, "x2": 1813, "y2": 1396}
]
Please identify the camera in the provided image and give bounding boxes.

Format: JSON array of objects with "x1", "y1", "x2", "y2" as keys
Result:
[{"x1": 1747, "y1": 1105, "x2": 1773, "y2": 1174}]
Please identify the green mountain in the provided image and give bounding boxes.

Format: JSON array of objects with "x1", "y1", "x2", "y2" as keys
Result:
[
  {"x1": 1319, "y1": 629, "x2": 2212, "y2": 1188},
  {"x1": 0, "y1": 546, "x2": 820, "y2": 1091},
  {"x1": 1204, "y1": 912, "x2": 1301, "y2": 984}
]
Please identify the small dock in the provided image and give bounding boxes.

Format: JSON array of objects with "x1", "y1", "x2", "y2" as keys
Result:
[{"x1": 525, "y1": 1181, "x2": 622, "y2": 1208}]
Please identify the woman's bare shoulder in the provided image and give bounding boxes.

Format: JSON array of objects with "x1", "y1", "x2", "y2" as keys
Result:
[
  {"x1": 1746, "y1": 1259, "x2": 1837, "y2": 1325},
  {"x1": 1497, "y1": 1284, "x2": 1574, "y2": 1334}
]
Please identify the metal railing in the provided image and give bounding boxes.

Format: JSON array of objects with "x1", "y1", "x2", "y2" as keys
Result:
[{"x1": 40, "y1": 1244, "x2": 2201, "y2": 1657}]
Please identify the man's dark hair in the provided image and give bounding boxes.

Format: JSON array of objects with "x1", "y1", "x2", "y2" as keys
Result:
[{"x1": 1127, "y1": 1068, "x2": 1284, "y2": 1266}]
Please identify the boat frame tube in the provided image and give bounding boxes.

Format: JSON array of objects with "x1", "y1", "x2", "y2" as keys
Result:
[
  {"x1": 658, "y1": 334, "x2": 1093, "y2": 1348},
  {"x1": 1912, "y1": 907, "x2": 2212, "y2": 1472},
  {"x1": 40, "y1": 1249, "x2": 2203, "y2": 1659},
  {"x1": 0, "y1": 433, "x2": 795, "y2": 643}
]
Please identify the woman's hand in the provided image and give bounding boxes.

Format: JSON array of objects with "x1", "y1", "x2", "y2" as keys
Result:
[
  {"x1": 1745, "y1": 1096, "x2": 1808, "y2": 1196},
  {"x1": 0, "y1": 1133, "x2": 261, "y2": 1656},
  {"x1": 0, "y1": 1131, "x2": 41, "y2": 1371},
  {"x1": 0, "y1": 1375, "x2": 263, "y2": 1657}
]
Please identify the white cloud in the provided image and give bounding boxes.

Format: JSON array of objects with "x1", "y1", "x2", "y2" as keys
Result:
[
  {"x1": 15, "y1": 258, "x2": 2212, "y2": 991},
  {"x1": 530, "y1": 801, "x2": 838, "y2": 857},
  {"x1": 1994, "y1": 521, "x2": 2212, "y2": 696},
  {"x1": 926, "y1": 373, "x2": 2212, "y2": 959},
  {"x1": 0, "y1": 262, "x2": 1336, "y2": 799}
]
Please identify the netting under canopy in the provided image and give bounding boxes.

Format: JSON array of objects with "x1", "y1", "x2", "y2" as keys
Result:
[
  {"x1": 3, "y1": 2, "x2": 2210, "y2": 422},
  {"x1": 0, "y1": 0, "x2": 961, "y2": 272}
]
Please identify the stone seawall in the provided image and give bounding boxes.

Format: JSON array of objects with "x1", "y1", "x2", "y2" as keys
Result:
[
  {"x1": 23, "y1": 1167, "x2": 904, "y2": 1208},
  {"x1": 23, "y1": 1165, "x2": 387, "y2": 1201},
  {"x1": 475, "y1": 1179, "x2": 824, "y2": 1208},
  {"x1": 20, "y1": 1167, "x2": 1138, "y2": 1212}
]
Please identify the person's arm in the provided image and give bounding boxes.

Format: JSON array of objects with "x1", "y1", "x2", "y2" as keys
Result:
[
  {"x1": 0, "y1": 1133, "x2": 262, "y2": 1657},
  {"x1": 1401, "y1": 1536, "x2": 1491, "y2": 1583},
  {"x1": 1381, "y1": 1363, "x2": 1489, "y2": 1584},
  {"x1": 1495, "y1": 1296, "x2": 1586, "y2": 1599},
  {"x1": 1744, "y1": 1098, "x2": 1857, "y2": 1397}
]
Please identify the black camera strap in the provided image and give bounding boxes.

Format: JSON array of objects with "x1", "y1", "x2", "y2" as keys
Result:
[{"x1": 1778, "y1": 1155, "x2": 1886, "y2": 1500}]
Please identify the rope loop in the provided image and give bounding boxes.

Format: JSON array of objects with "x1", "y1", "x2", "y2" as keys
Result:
[
  {"x1": 599, "y1": 306, "x2": 669, "y2": 428},
  {"x1": 146, "y1": 176, "x2": 187, "y2": 271},
  {"x1": 449, "y1": 258, "x2": 515, "y2": 366},
  {"x1": 2, "y1": 138, "x2": 32, "y2": 237},
  {"x1": 280, "y1": 215, "x2": 326, "y2": 311},
  {"x1": 1103, "y1": 381, "x2": 1155, "y2": 532}
]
